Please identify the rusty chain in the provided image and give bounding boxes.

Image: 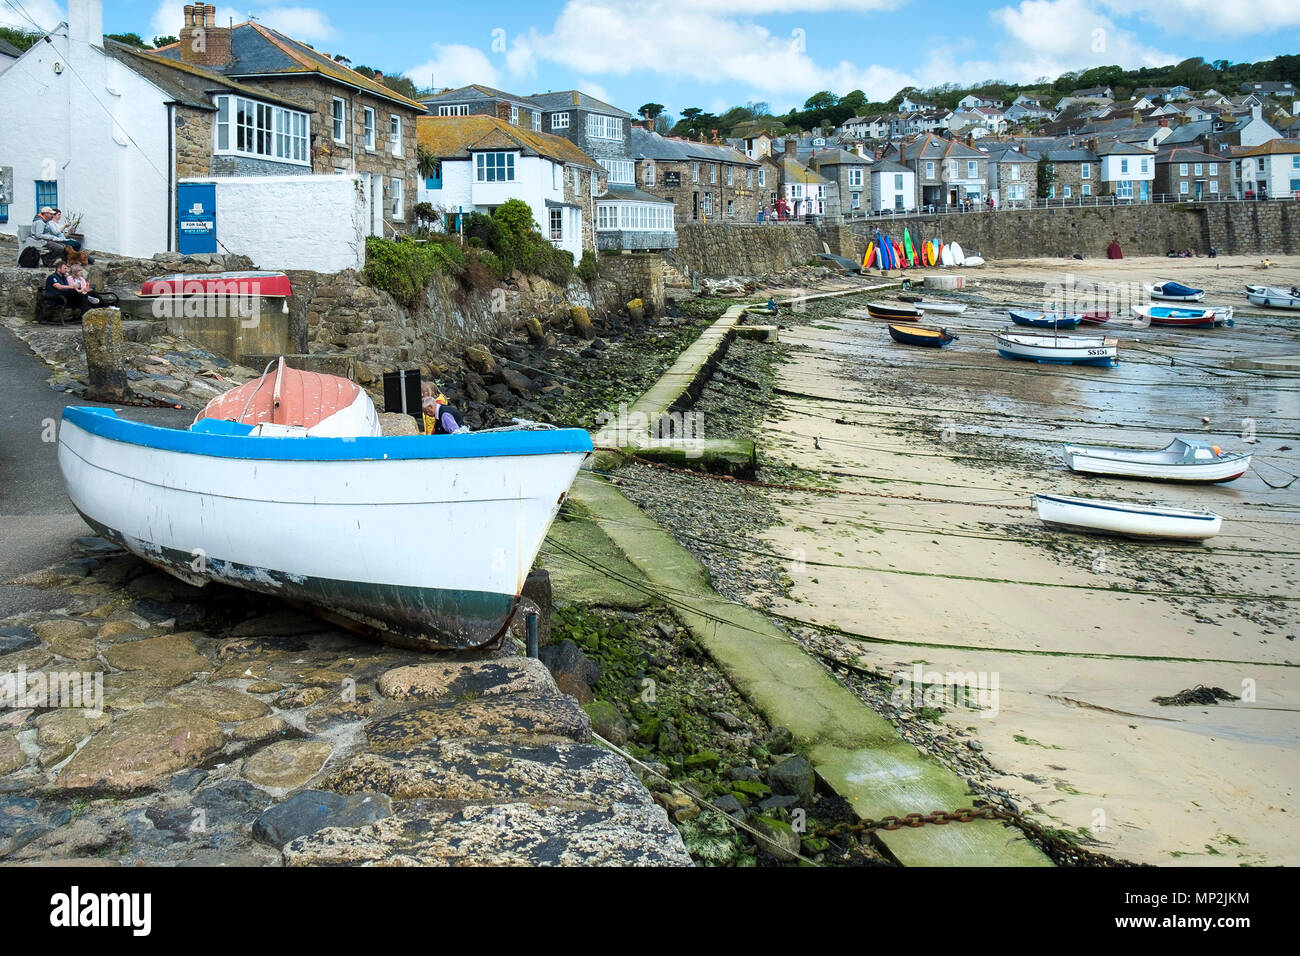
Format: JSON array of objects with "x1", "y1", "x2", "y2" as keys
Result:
[{"x1": 812, "y1": 805, "x2": 1011, "y2": 838}]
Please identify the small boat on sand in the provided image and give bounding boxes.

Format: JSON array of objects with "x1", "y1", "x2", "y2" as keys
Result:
[
  {"x1": 888, "y1": 324, "x2": 956, "y2": 347},
  {"x1": 58, "y1": 362, "x2": 592, "y2": 650},
  {"x1": 1009, "y1": 310, "x2": 1082, "y2": 329},
  {"x1": 900, "y1": 299, "x2": 966, "y2": 315},
  {"x1": 1244, "y1": 285, "x2": 1300, "y2": 309},
  {"x1": 995, "y1": 330, "x2": 1118, "y2": 366},
  {"x1": 865, "y1": 302, "x2": 924, "y2": 321},
  {"x1": 1078, "y1": 311, "x2": 1110, "y2": 324},
  {"x1": 1145, "y1": 280, "x2": 1204, "y2": 302},
  {"x1": 1063, "y1": 438, "x2": 1251, "y2": 483},
  {"x1": 1035, "y1": 494, "x2": 1222, "y2": 541},
  {"x1": 1131, "y1": 304, "x2": 1233, "y2": 328}
]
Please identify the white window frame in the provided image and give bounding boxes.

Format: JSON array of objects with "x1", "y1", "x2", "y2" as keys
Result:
[
  {"x1": 967, "y1": 160, "x2": 977, "y2": 178},
  {"x1": 437, "y1": 104, "x2": 469, "y2": 116},
  {"x1": 1010, "y1": 165, "x2": 1020, "y2": 180},
  {"x1": 391, "y1": 177, "x2": 404, "y2": 219},
  {"x1": 1193, "y1": 162, "x2": 1203, "y2": 176},
  {"x1": 925, "y1": 161, "x2": 934, "y2": 178},
  {"x1": 726, "y1": 165, "x2": 733, "y2": 186},
  {"x1": 390, "y1": 115, "x2": 402, "y2": 158},
  {"x1": 601, "y1": 160, "x2": 634, "y2": 185},
  {"x1": 1063, "y1": 184, "x2": 1071, "y2": 198},
  {"x1": 1141, "y1": 158, "x2": 1149, "y2": 173},
  {"x1": 1120, "y1": 158, "x2": 1129, "y2": 174},
  {"x1": 586, "y1": 114, "x2": 623, "y2": 140},
  {"x1": 710, "y1": 164, "x2": 717, "y2": 184},
  {"x1": 549, "y1": 207, "x2": 563, "y2": 241},
  {"x1": 692, "y1": 162, "x2": 699, "y2": 183},
  {"x1": 364, "y1": 107, "x2": 376, "y2": 151},
  {"x1": 214, "y1": 95, "x2": 310, "y2": 166},
  {"x1": 475, "y1": 151, "x2": 517, "y2": 182},
  {"x1": 532, "y1": 111, "x2": 541, "y2": 132},
  {"x1": 510, "y1": 105, "x2": 519, "y2": 125},
  {"x1": 331, "y1": 97, "x2": 346, "y2": 144},
  {"x1": 1209, "y1": 180, "x2": 1218, "y2": 194},
  {"x1": 1209, "y1": 163, "x2": 1218, "y2": 175},
  {"x1": 551, "y1": 112, "x2": 569, "y2": 130},
  {"x1": 644, "y1": 161, "x2": 655, "y2": 186},
  {"x1": 1081, "y1": 183, "x2": 1091, "y2": 196},
  {"x1": 1081, "y1": 163, "x2": 1090, "y2": 179},
  {"x1": 848, "y1": 168, "x2": 863, "y2": 187},
  {"x1": 758, "y1": 169, "x2": 765, "y2": 187},
  {"x1": 1180, "y1": 180, "x2": 1189, "y2": 194}
]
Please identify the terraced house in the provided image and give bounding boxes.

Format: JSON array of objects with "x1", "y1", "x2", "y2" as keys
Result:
[
  {"x1": 630, "y1": 127, "x2": 760, "y2": 223},
  {"x1": 887, "y1": 133, "x2": 988, "y2": 208},
  {"x1": 152, "y1": 3, "x2": 424, "y2": 236},
  {"x1": 1154, "y1": 148, "x2": 1230, "y2": 201},
  {"x1": 808, "y1": 148, "x2": 872, "y2": 219}
]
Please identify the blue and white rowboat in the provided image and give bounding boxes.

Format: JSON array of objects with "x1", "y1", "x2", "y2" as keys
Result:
[
  {"x1": 1035, "y1": 493, "x2": 1221, "y2": 541},
  {"x1": 57, "y1": 406, "x2": 593, "y2": 650},
  {"x1": 995, "y1": 330, "x2": 1118, "y2": 366},
  {"x1": 1008, "y1": 309, "x2": 1082, "y2": 329}
]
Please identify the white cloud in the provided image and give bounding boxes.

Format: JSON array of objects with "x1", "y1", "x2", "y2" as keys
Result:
[
  {"x1": 1099, "y1": 0, "x2": 1300, "y2": 36},
  {"x1": 989, "y1": 0, "x2": 1176, "y2": 78},
  {"x1": 405, "y1": 44, "x2": 503, "y2": 92}
]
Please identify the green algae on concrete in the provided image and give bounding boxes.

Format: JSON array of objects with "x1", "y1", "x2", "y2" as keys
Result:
[
  {"x1": 570, "y1": 474, "x2": 1048, "y2": 868},
  {"x1": 630, "y1": 438, "x2": 757, "y2": 477},
  {"x1": 540, "y1": 514, "x2": 655, "y2": 610}
]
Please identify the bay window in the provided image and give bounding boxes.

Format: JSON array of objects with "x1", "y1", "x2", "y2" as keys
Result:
[
  {"x1": 214, "y1": 95, "x2": 309, "y2": 165},
  {"x1": 601, "y1": 160, "x2": 634, "y2": 184},
  {"x1": 596, "y1": 202, "x2": 674, "y2": 231},
  {"x1": 586, "y1": 114, "x2": 623, "y2": 140}
]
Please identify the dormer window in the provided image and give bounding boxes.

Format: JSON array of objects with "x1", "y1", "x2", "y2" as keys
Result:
[{"x1": 215, "y1": 95, "x2": 309, "y2": 165}]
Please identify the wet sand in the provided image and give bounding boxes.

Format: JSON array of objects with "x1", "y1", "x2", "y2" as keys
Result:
[{"x1": 754, "y1": 255, "x2": 1300, "y2": 865}]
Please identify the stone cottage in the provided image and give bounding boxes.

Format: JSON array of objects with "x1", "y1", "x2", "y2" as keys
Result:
[
  {"x1": 152, "y1": 3, "x2": 425, "y2": 236},
  {"x1": 808, "y1": 147, "x2": 872, "y2": 220},
  {"x1": 630, "y1": 126, "x2": 761, "y2": 223}
]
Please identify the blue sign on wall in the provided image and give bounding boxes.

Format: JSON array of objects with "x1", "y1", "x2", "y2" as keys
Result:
[{"x1": 177, "y1": 182, "x2": 217, "y2": 254}]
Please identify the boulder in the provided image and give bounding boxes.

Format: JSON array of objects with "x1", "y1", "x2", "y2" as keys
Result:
[
  {"x1": 378, "y1": 412, "x2": 420, "y2": 436},
  {"x1": 500, "y1": 367, "x2": 534, "y2": 397},
  {"x1": 243, "y1": 739, "x2": 333, "y2": 790},
  {"x1": 570, "y1": 306, "x2": 595, "y2": 340},
  {"x1": 464, "y1": 343, "x2": 496, "y2": 374},
  {"x1": 57, "y1": 705, "x2": 223, "y2": 791},
  {"x1": 583, "y1": 700, "x2": 629, "y2": 746},
  {"x1": 253, "y1": 789, "x2": 391, "y2": 848},
  {"x1": 524, "y1": 316, "x2": 546, "y2": 344},
  {"x1": 627, "y1": 298, "x2": 645, "y2": 323},
  {"x1": 767, "y1": 755, "x2": 815, "y2": 800}
]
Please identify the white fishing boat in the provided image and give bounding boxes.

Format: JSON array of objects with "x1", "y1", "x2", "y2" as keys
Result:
[
  {"x1": 57, "y1": 364, "x2": 592, "y2": 650},
  {"x1": 1244, "y1": 284, "x2": 1300, "y2": 310},
  {"x1": 995, "y1": 330, "x2": 1118, "y2": 366},
  {"x1": 1062, "y1": 438, "x2": 1251, "y2": 483},
  {"x1": 1144, "y1": 280, "x2": 1204, "y2": 302},
  {"x1": 908, "y1": 300, "x2": 967, "y2": 315},
  {"x1": 1035, "y1": 494, "x2": 1222, "y2": 541}
]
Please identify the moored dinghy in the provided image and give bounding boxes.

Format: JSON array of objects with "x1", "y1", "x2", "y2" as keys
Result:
[
  {"x1": 1062, "y1": 437, "x2": 1251, "y2": 483},
  {"x1": 1145, "y1": 280, "x2": 1204, "y2": 302},
  {"x1": 57, "y1": 365, "x2": 593, "y2": 650},
  {"x1": 1244, "y1": 284, "x2": 1300, "y2": 309},
  {"x1": 1009, "y1": 309, "x2": 1082, "y2": 329},
  {"x1": 888, "y1": 324, "x2": 957, "y2": 347},
  {"x1": 865, "y1": 302, "x2": 924, "y2": 320},
  {"x1": 1035, "y1": 494, "x2": 1222, "y2": 541},
  {"x1": 995, "y1": 330, "x2": 1118, "y2": 366},
  {"x1": 1132, "y1": 304, "x2": 1233, "y2": 327}
]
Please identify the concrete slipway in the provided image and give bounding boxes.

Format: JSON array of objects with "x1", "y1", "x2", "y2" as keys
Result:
[{"x1": 571, "y1": 290, "x2": 1049, "y2": 866}]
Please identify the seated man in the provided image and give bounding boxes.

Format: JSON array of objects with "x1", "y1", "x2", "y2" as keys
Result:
[
  {"x1": 31, "y1": 207, "x2": 91, "y2": 264},
  {"x1": 421, "y1": 389, "x2": 465, "y2": 434},
  {"x1": 43, "y1": 260, "x2": 89, "y2": 321},
  {"x1": 67, "y1": 264, "x2": 117, "y2": 308}
]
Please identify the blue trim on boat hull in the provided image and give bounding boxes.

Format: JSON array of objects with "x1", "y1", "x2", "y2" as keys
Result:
[
  {"x1": 78, "y1": 513, "x2": 518, "y2": 650},
  {"x1": 62, "y1": 406, "x2": 593, "y2": 462}
]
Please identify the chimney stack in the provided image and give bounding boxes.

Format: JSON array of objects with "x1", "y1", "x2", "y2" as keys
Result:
[
  {"x1": 180, "y1": 3, "x2": 231, "y2": 67},
  {"x1": 69, "y1": 0, "x2": 104, "y2": 48}
]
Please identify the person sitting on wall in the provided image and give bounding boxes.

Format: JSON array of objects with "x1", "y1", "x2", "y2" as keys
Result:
[
  {"x1": 49, "y1": 209, "x2": 83, "y2": 251},
  {"x1": 32, "y1": 208, "x2": 92, "y2": 264},
  {"x1": 67, "y1": 264, "x2": 117, "y2": 308},
  {"x1": 43, "y1": 260, "x2": 89, "y2": 319}
]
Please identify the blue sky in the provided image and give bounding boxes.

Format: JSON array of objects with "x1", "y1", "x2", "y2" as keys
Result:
[{"x1": 8, "y1": 1, "x2": 1300, "y2": 116}]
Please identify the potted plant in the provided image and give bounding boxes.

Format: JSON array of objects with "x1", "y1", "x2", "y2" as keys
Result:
[{"x1": 62, "y1": 211, "x2": 85, "y2": 242}]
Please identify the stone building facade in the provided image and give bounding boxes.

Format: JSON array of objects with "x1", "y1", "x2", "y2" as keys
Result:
[
  {"x1": 1032, "y1": 149, "x2": 1097, "y2": 200},
  {"x1": 630, "y1": 126, "x2": 760, "y2": 223},
  {"x1": 808, "y1": 148, "x2": 872, "y2": 220},
  {"x1": 1155, "y1": 148, "x2": 1233, "y2": 201}
]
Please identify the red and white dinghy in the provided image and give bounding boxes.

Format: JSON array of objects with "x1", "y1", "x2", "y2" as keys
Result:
[
  {"x1": 140, "y1": 271, "x2": 293, "y2": 298},
  {"x1": 195, "y1": 357, "x2": 380, "y2": 438}
]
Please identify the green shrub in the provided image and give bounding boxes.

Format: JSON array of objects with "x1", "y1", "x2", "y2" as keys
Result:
[
  {"x1": 362, "y1": 235, "x2": 464, "y2": 308},
  {"x1": 576, "y1": 249, "x2": 598, "y2": 282}
]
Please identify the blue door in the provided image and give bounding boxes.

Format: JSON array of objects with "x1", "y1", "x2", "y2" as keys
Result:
[
  {"x1": 177, "y1": 182, "x2": 217, "y2": 254},
  {"x1": 1139, "y1": 181, "x2": 1148, "y2": 201}
]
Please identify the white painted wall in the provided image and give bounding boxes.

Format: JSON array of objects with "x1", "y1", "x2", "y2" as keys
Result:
[
  {"x1": 419, "y1": 153, "x2": 583, "y2": 258},
  {"x1": 871, "y1": 169, "x2": 915, "y2": 211},
  {"x1": 0, "y1": 23, "x2": 172, "y2": 258},
  {"x1": 1100, "y1": 153, "x2": 1155, "y2": 182},
  {"x1": 182, "y1": 174, "x2": 367, "y2": 272}
]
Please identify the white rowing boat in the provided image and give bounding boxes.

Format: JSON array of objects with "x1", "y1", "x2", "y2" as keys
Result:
[
  {"x1": 1062, "y1": 438, "x2": 1251, "y2": 483},
  {"x1": 995, "y1": 330, "x2": 1118, "y2": 366},
  {"x1": 1035, "y1": 493, "x2": 1222, "y2": 541},
  {"x1": 58, "y1": 366, "x2": 592, "y2": 650}
]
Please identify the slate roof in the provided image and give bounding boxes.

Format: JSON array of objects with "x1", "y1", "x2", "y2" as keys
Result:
[
  {"x1": 525, "y1": 90, "x2": 631, "y2": 118},
  {"x1": 416, "y1": 115, "x2": 600, "y2": 168},
  {"x1": 104, "y1": 40, "x2": 301, "y2": 112},
  {"x1": 0, "y1": 36, "x2": 22, "y2": 58},
  {"x1": 870, "y1": 159, "x2": 912, "y2": 175},
  {"x1": 153, "y1": 22, "x2": 424, "y2": 110},
  {"x1": 420, "y1": 84, "x2": 538, "y2": 111},
  {"x1": 808, "y1": 148, "x2": 871, "y2": 167},
  {"x1": 1156, "y1": 147, "x2": 1221, "y2": 164},
  {"x1": 629, "y1": 127, "x2": 758, "y2": 165},
  {"x1": 601, "y1": 184, "x2": 674, "y2": 204},
  {"x1": 981, "y1": 146, "x2": 1036, "y2": 163}
]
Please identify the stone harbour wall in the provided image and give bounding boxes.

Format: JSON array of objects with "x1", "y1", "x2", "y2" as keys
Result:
[
  {"x1": 1204, "y1": 201, "x2": 1300, "y2": 255},
  {"x1": 667, "y1": 222, "x2": 826, "y2": 276}
]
